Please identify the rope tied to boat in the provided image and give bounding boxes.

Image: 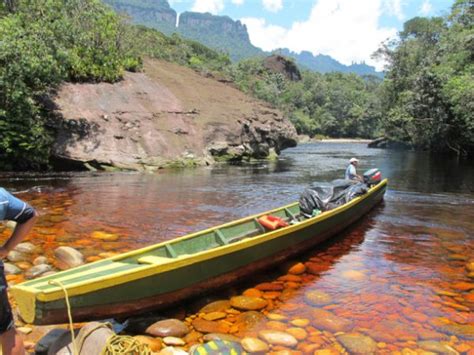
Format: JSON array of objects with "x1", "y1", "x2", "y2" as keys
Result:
[
  {"x1": 48, "y1": 280, "x2": 151, "y2": 355},
  {"x1": 48, "y1": 280, "x2": 79, "y2": 355}
]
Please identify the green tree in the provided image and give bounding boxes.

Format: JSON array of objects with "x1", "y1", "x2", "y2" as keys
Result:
[{"x1": 376, "y1": 1, "x2": 473, "y2": 155}]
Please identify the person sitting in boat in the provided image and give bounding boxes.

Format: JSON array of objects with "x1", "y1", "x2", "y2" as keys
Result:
[
  {"x1": 0, "y1": 188, "x2": 38, "y2": 355},
  {"x1": 345, "y1": 157, "x2": 363, "y2": 182}
]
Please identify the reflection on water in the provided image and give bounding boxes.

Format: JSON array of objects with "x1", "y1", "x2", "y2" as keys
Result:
[{"x1": 0, "y1": 143, "x2": 473, "y2": 351}]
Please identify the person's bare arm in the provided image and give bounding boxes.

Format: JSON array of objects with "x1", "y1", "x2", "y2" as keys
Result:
[{"x1": 0, "y1": 211, "x2": 38, "y2": 258}]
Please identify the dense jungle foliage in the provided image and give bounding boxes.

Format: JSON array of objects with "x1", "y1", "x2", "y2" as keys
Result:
[
  {"x1": 375, "y1": 0, "x2": 473, "y2": 155},
  {"x1": 0, "y1": 0, "x2": 471, "y2": 170},
  {"x1": 229, "y1": 59, "x2": 383, "y2": 139},
  {"x1": 0, "y1": 0, "x2": 229, "y2": 169}
]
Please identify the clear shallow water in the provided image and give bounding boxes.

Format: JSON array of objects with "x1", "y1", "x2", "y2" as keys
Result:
[{"x1": 1, "y1": 143, "x2": 473, "y2": 350}]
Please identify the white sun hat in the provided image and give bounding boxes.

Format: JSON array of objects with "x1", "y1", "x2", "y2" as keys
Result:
[{"x1": 349, "y1": 157, "x2": 359, "y2": 163}]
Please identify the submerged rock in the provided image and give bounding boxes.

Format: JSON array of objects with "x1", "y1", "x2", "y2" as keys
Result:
[
  {"x1": 241, "y1": 337, "x2": 269, "y2": 353},
  {"x1": 199, "y1": 300, "x2": 231, "y2": 313},
  {"x1": 7, "y1": 250, "x2": 29, "y2": 263},
  {"x1": 133, "y1": 336, "x2": 163, "y2": 352},
  {"x1": 192, "y1": 318, "x2": 230, "y2": 334},
  {"x1": 336, "y1": 333, "x2": 377, "y2": 354},
  {"x1": 417, "y1": 340, "x2": 458, "y2": 355},
  {"x1": 54, "y1": 246, "x2": 84, "y2": 269},
  {"x1": 33, "y1": 256, "x2": 49, "y2": 266},
  {"x1": 14, "y1": 242, "x2": 40, "y2": 254},
  {"x1": 146, "y1": 319, "x2": 189, "y2": 338},
  {"x1": 25, "y1": 264, "x2": 52, "y2": 279},
  {"x1": 311, "y1": 308, "x2": 353, "y2": 333},
  {"x1": 258, "y1": 330, "x2": 298, "y2": 347},
  {"x1": 230, "y1": 296, "x2": 268, "y2": 311},
  {"x1": 4, "y1": 262, "x2": 21, "y2": 275},
  {"x1": 304, "y1": 289, "x2": 332, "y2": 306},
  {"x1": 202, "y1": 333, "x2": 240, "y2": 342}
]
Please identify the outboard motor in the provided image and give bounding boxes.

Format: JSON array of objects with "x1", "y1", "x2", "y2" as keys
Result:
[{"x1": 363, "y1": 168, "x2": 382, "y2": 186}]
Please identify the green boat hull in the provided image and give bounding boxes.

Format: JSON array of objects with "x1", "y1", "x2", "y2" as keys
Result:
[{"x1": 12, "y1": 180, "x2": 387, "y2": 324}]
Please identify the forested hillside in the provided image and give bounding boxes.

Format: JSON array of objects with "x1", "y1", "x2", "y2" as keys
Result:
[
  {"x1": 0, "y1": 0, "x2": 471, "y2": 171},
  {"x1": 375, "y1": 0, "x2": 473, "y2": 155}
]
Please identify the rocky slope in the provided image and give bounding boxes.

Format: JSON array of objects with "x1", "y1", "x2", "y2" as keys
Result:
[{"x1": 52, "y1": 59, "x2": 297, "y2": 171}]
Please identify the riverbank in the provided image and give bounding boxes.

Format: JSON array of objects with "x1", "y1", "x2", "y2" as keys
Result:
[{"x1": 297, "y1": 135, "x2": 372, "y2": 144}]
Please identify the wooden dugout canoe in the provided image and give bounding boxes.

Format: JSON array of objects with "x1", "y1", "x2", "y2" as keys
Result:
[{"x1": 11, "y1": 179, "x2": 387, "y2": 325}]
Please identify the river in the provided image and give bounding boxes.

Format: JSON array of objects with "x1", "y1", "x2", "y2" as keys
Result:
[{"x1": 1, "y1": 142, "x2": 473, "y2": 353}]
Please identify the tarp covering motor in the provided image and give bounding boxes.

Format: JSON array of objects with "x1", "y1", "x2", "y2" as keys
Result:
[{"x1": 299, "y1": 179, "x2": 368, "y2": 217}]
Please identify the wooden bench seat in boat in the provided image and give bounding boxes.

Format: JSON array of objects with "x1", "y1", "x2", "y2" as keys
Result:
[{"x1": 137, "y1": 255, "x2": 173, "y2": 264}]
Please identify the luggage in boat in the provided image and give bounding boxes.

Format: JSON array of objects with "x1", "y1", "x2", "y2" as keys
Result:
[
  {"x1": 363, "y1": 168, "x2": 382, "y2": 186},
  {"x1": 299, "y1": 179, "x2": 369, "y2": 216}
]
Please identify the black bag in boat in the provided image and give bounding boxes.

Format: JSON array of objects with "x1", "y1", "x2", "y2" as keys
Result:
[{"x1": 299, "y1": 179, "x2": 368, "y2": 216}]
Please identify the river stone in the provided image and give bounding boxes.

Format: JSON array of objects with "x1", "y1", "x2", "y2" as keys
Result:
[
  {"x1": 192, "y1": 318, "x2": 230, "y2": 334},
  {"x1": 336, "y1": 333, "x2": 377, "y2": 354},
  {"x1": 258, "y1": 330, "x2": 298, "y2": 348},
  {"x1": 230, "y1": 296, "x2": 268, "y2": 311},
  {"x1": 202, "y1": 311, "x2": 226, "y2": 321},
  {"x1": 15, "y1": 261, "x2": 32, "y2": 270},
  {"x1": 417, "y1": 341, "x2": 458, "y2": 354},
  {"x1": 434, "y1": 323, "x2": 474, "y2": 340},
  {"x1": 288, "y1": 262, "x2": 306, "y2": 275},
  {"x1": 291, "y1": 318, "x2": 310, "y2": 327},
  {"x1": 241, "y1": 337, "x2": 269, "y2": 353},
  {"x1": 159, "y1": 346, "x2": 188, "y2": 355},
  {"x1": 304, "y1": 290, "x2": 332, "y2": 306},
  {"x1": 133, "y1": 336, "x2": 163, "y2": 352},
  {"x1": 341, "y1": 270, "x2": 366, "y2": 281},
  {"x1": 25, "y1": 264, "x2": 52, "y2": 279},
  {"x1": 235, "y1": 311, "x2": 267, "y2": 327},
  {"x1": 146, "y1": 319, "x2": 189, "y2": 337},
  {"x1": 448, "y1": 254, "x2": 468, "y2": 261},
  {"x1": 33, "y1": 256, "x2": 49, "y2": 266},
  {"x1": 163, "y1": 337, "x2": 185, "y2": 346},
  {"x1": 4, "y1": 262, "x2": 21, "y2": 275},
  {"x1": 91, "y1": 231, "x2": 119, "y2": 241},
  {"x1": 312, "y1": 309, "x2": 353, "y2": 333},
  {"x1": 54, "y1": 246, "x2": 84, "y2": 269},
  {"x1": 199, "y1": 300, "x2": 231, "y2": 313},
  {"x1": 14, "y1": 242, "x2": 40, "y2": 254},
  {"x1": 203, "y1": 333, "x2": 241, "y2": 342},
  {"x1": 7, "y1": 250, "x2": 29, "y2": 262}
]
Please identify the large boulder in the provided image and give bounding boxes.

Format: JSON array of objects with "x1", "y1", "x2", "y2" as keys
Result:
[{"x1": 52, "y1": 59, "x2": 297, "y2": 171}]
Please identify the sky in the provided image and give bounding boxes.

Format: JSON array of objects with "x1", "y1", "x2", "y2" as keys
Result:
[{"x1": 168, "y1": 0, "x2": 454, "y2": 70}]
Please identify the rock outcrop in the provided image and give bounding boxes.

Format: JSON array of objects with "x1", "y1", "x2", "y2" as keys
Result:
[
  {"x1": 52, "y1": 59, "x2": 297, "y2": 171},
  {"x1": 263, "y1": 55, "x2": 302, "y2": 81}
]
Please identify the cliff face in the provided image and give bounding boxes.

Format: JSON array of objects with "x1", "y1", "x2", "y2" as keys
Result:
[
  {"x1": 52, "y1": 59, "x2": 297, "y2": 171},
  {"x1": 104, "y1": 0, "x2": 177, "y2": 34},
  {"x1": 177, "y1": 12, "x2": 262, "y2": 61}
]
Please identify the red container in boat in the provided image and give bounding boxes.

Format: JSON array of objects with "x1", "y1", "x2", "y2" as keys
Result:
[{"x1": 258, "y1": 215, "x2": 288, "y2": 230}]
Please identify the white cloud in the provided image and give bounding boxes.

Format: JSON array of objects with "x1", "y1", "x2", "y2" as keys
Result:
[
  {"x1": 383, "y1": 0, "x2": 405, "y2": 20},
  {"x1": 420, "y1": 0, "x2": 432, "y2": 15},
  {"x1": 232, "y1": 0, "x2": 245, "y2": 5},
  {"x1": 262, "y1": 0, "x2": 283, "y2": 13},
  {"x1": 241, "y1": 0, "x2": 397, "y2": 71},
  {"x1": 191, "y1": 0, "x2": 224, "y2": 14},
  {"x1": 240, "y1": 18, "x2": 287, "y2": 50}
]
